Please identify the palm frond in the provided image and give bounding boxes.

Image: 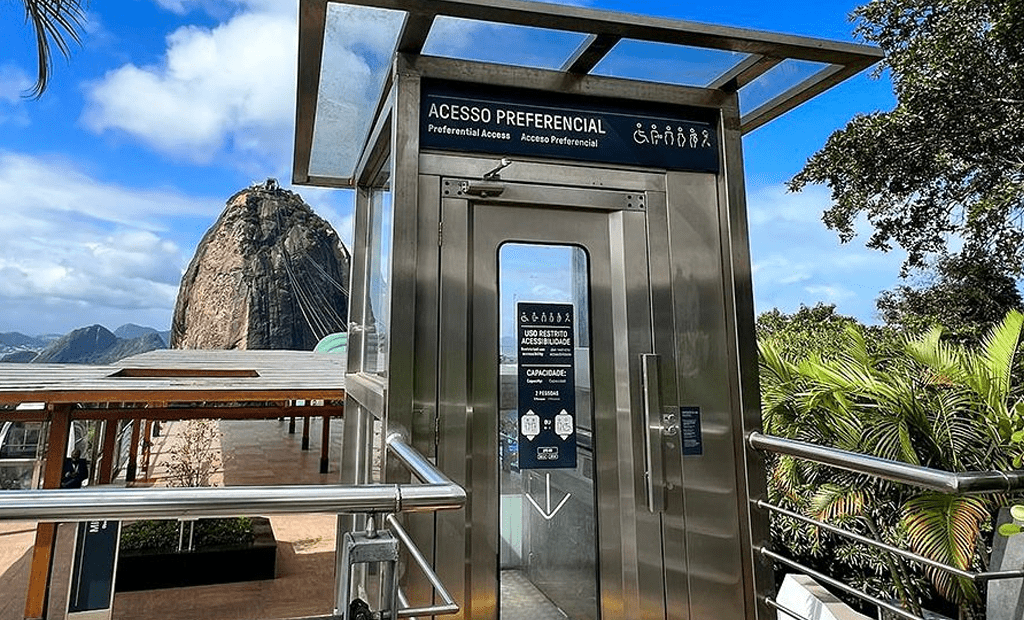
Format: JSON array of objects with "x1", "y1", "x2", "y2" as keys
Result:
[
  {"x1": 22, "y1": 0, "x2": 87, "y2": 98},
  {"x1": 902, "y1": 493, "x2": 990, "y2": 605},
  {"x1": 905, "y1": 326, "x2": 968, "y2": 387},
  {"x1": 808, "y1": 484, "x2": 867, "y2": 524},
  {"x1": 978, "y1": 309, "x2": 1024, "y2": 402}
]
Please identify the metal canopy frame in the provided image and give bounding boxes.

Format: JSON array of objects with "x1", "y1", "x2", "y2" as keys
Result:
[{"x1": 292, "y1": 0, "x2": 882, "y2": 187}]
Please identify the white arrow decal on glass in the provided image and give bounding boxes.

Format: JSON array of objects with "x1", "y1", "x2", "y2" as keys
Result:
[{"x1": 525, "y1": 473, "x2": 571, "y2": 521}]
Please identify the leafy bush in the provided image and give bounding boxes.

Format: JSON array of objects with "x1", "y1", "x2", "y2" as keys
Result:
[
  {"x1": 760, "y1": 310, "x2": 1024, "y2": 618},
  {"x1": 121, "y1": 517, "x2": 254, "y2": 552}
]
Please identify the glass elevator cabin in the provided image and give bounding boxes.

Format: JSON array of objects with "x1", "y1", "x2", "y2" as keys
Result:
[{"x1": 291, "y1": 2, "x2": 883, "y2": 619}]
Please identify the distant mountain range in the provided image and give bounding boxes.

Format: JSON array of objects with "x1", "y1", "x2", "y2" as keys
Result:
[{"x1": 0, "y1": 324, "x2": 170, "y2": 364}]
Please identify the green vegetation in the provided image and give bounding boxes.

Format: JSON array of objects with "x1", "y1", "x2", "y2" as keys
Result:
[
  {"x1": 791, "y1": 0, "x2": 1024, "y2": 277},
  {"x1": 120, "y1": 517, "x2": 255, "y2": 553},
  {"x1": 877, "y1": 253, "x2": 1024, "y2": 346},
  {"x1": 760, "y1": 307, "x2": 1024, "y2": 617}
]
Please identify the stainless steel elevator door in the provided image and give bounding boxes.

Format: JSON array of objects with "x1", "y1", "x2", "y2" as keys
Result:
[
  {"x1": 436, "y1": 183, "x2": 666, "y2": 620},
  {"x1": 498, "y1": 243, "x2": 597, "y2": 620}
]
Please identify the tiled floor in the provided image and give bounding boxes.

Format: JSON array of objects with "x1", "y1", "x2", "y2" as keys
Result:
[{"x1": 0, "y1": 416, "x2": 346, "y2": 620}]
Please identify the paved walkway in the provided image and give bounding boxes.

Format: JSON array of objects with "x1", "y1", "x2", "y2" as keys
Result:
[{"x1": 0, "y1": 416, "x2": 347, "y2": 620}]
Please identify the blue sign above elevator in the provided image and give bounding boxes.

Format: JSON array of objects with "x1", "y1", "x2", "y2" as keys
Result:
[{"x1": 421, "y1": 79, "x2": 720, "y2": 173}]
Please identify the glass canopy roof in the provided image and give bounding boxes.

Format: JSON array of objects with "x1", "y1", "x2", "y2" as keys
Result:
[{"x1": 294, "y1": 0, "x2": 883, "y2": 188}]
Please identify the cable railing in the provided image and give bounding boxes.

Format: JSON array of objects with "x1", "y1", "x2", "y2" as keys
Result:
[{"x1": 748, "y1": 431, "x2": 1024, "y2": 620}]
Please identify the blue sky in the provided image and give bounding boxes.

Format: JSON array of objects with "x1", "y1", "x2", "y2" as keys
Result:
[{"x1": 0, "y1": 0, "x2": 899, "y2": 336}]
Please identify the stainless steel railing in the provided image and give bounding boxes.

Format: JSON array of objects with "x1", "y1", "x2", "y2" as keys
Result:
[
  {"x1": 0, "y1": 431, "x2": 465, "y2": 620},
  {"x1": 0, "y1": 434, "x2": 464, "y2": 522},
  {"x1": 748, "y1": 431, "x2": 1024, "y2": 620},
  {"x1": 749, "y1": 432, "x2": 1024, "y2": 494}
]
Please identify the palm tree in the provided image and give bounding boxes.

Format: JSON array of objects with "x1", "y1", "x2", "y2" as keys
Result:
[
  {"x1": 760, "y1": 311, "x2": 1024, "y2": 617},
  {"x1": 18, "y1": 0, "x2": 87, "y2": 98}
]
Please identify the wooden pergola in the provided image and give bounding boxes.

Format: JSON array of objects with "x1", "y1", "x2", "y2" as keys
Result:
[{"x1": 0, "y1": 349, "x2": 346, "y2": 620}]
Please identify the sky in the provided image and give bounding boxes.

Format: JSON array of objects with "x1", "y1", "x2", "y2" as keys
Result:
[{"x1": 0, "y1": 0, "x2": 900, "y2": 337}]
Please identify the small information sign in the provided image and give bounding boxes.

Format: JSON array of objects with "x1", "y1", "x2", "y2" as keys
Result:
[
  {"x1": 517, "y1": 302, "x2": 577, "y2": 469},
  {"x1": 68, "y1": 520, "x2": 121, "y2": 618},
  {"x1": 680, "y1": 406, "x2": 704, "y2": 456}
]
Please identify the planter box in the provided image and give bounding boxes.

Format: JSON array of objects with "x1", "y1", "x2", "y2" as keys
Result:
[{"x1": 115, "y1": 517, "x2": 276, "y2": 591}]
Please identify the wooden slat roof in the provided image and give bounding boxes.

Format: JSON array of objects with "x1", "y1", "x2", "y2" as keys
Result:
[{"x1": 0, "y1": 350, "x2": 346, "y2": 406}]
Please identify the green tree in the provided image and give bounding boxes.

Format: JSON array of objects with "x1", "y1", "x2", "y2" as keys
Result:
[
  {"x1": 877, "y1": 252, "x2": 1023, "y2": 345},
  {"x1": 756, "y1": 303, "x2": 865, "y2": 359},
  {"x1": 16, "y1": 0, "x2": 87, "y2": 98},
  {"x1": 760, "y1": 311, "x2": 1024, "y2": 617},
  {"x1": 789, "y1": 0, "x2": 1024, "y2": 275}
]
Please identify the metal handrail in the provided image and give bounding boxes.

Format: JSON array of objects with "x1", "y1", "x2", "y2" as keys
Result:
[
  {"x1": 0, "y1": 481, "x2": 464, "y2": 522},
  {"x1": 0, "y1": 434, "x2": 465, "y2": 522},
  {"x1": 387, "y1": 432, "x2": 457, "y2": 487},
  {"x1": 748, "y1": 432, "x2": 1024, "y2": 494}
]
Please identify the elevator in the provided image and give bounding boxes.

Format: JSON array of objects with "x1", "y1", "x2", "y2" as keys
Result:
[{"x1": 290, "y1": 2, "x2": 883, "y2": 619}]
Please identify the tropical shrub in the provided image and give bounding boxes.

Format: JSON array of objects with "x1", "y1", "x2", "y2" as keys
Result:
[{"x1": 760, "y1": 310, "x2": 1024, "y2": 618}]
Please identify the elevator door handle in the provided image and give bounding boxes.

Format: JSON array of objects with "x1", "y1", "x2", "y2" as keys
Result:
[{"x1": 641, "y1": 354, "x2": 665, "y2": 513}]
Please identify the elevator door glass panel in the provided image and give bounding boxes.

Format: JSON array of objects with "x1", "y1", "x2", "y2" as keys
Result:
[{"x1": 498, "y1": 243, "x2": 598, "y2": 620}]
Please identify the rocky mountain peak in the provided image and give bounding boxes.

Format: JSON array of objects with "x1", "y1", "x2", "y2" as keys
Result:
[
  {"x1": 171, "y1": 180, "x2": 350, "y2": 350},
  {"x1": 32, "y1": 324, "x2": 164, "y2": 364}
]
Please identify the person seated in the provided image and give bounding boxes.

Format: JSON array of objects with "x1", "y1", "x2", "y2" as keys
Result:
[{"x1": 61, "y1": 449, "x2": 89, "y2": 488}]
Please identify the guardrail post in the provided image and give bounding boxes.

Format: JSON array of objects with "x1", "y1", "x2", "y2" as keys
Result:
[{"x1": 24, "y1": 404, "x2": 71, "y2": 620}]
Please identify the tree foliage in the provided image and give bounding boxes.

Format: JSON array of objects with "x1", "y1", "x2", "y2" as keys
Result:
[
  {"x1": 756, "y1": 303, "x2": 866, "y2": 360},
  {"x1": 877, "y1": 252, "x2": 1024, "y2": 345},
  {"x1": 789, "y1": 0, "x2": 1024, "y2": 274}
]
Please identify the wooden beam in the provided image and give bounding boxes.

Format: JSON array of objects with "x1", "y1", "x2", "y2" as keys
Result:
[
  {"x1": 0, "y1": 387, "x2": 346, "y2": 407},
  {"x1": 24, "y1": 405, "x2": 71, "y2": 620},
  {"x1": 0, "y1": 410, "x2": 48, "y2": 423},
  {"x1": 33, "y1": 404, "x2": 343, "y2": 422},
  {"x1": 98, "y1": 419, "x2": 118, "y2": 484}
]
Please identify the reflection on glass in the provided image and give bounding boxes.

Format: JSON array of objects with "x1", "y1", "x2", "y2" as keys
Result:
[
  {"x1": 738, "y1": 59, "x2": 831, "y2": 113},
  {"x1": 498, "y1": 243, "x2": 598, "y2": 620},
  {"x1": 362, "y1": 184, "x2": 393, "y2": 375},
  {"x1": 592, "y1": 39, "x2": 745, "y2": 87},
  {"x1": 423, "y1": 17, "x2": 588, "y2": 71},
  {"x1": 308, "y1": 4, "x2": 405, "y2": 180}
]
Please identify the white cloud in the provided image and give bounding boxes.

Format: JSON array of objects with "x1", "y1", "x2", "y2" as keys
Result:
[
  {"x1": 0, "y1": 64, "x2": 32, "y2": 125},
  {"x1": 0, "y1": 152, "x2": 220, "y2": 229},
  {"x1": 299, "y1": 186, "x2": 355, "y2": 249},
  {"x1": 83, "y1": 10, "x2": 297, "y2": 165},
  {"x1": 0, "y1": 152, "x2": 222, "y2": 334},
  {"x1": 748, "y1": 183, "x2": 905, "y2": 323},
  {"x1": 86, "y1": 2, "x2": 408, "y2": 175},
  {"x1": 153, "y1": 0, "x2": 294, "y2": 15},
  {"x1": 804, "y1": 285, "x2": 856, "y2": 302},
  {"x1": 0, "y1": 64, "x2": 32, "y2": 103}
]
